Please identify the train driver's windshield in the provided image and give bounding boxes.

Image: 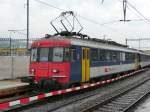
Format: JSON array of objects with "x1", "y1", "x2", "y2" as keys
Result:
[
  {"x1": 52, "y1": 47, "x2": 64, "y2": 62},
  {"x1": 30, "y1": 47, "x2": 70, "y2": 62}
]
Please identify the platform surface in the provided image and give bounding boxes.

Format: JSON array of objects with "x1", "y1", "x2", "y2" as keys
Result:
[{"x1": 0, "y1": 79, "x2": 29, "y2": 91}]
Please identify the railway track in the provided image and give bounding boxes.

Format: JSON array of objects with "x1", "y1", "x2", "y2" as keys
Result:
[
  {"x1": 78, "y1": 73, "x2": 150, "y2": 112},
  {"x1": 4, "y1": 68, "x2": 149, "y2": 112}
]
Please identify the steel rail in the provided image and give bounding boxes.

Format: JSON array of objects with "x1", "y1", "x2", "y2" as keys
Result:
[
  {"x1": 80, "y1": 71, "x2": 150, "y2": 112},
  {"x1": 1, "y1": 68, "x2": 148, "y2": 112},
  {"x1": 123, "y1": 85, "x2": 150, "y2": 112}
]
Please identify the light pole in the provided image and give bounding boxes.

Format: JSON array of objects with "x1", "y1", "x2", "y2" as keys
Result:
[
  {"x1": 8, "y1": 30, "x2": 14, "y2": 79},
  {"x1": 27, "y1": 0, "x2": 29, "y2": 50},
  {"x1": 8, "y1": 30, "x2": 14, "y2": 56}
]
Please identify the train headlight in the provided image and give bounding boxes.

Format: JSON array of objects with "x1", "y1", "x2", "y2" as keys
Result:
[
  {"x1": 30, "y1": 69, "x2": 35, "y2": 76},
  {"x1": 52, "y1": 69, "x2": 59, "y2": 73}
]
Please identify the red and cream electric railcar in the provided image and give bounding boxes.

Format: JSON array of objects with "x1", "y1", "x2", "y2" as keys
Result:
[{"x1": 22, "y1": 32, "x2": 150, "y2": 90}]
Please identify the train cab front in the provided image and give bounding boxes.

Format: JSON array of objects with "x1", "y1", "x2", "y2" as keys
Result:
[{"x1": 28, "y1": 40, "x2": 71, "y2": 90}]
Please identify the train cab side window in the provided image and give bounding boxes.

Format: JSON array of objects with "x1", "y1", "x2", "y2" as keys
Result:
[
  {"x1": 39, "y1": 48, "x2": 49, "y2": 62},
  {"x1": 31, "y1": 48, "x2": 37, "y2": 62},
  {"x1": 70, "y1": 48, "x2": 77, "y2": 62}
]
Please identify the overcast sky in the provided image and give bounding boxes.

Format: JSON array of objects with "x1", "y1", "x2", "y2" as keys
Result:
[{"x1": 0, "y1": 0, "x2": 150, "y2": 49}]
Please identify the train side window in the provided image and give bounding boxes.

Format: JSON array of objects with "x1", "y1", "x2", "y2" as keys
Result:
[
  {"x1": 99, "y1": 49, "x2": 106, "y2": 61},
  {"x1": 114, "y1": 51, "x2": 120, "y2": 61},
  {"x1": 125, "y1": 53, "x2": 129, "y2": 61},
  {"x1": 128, "y1": 53, "x2": 134, "y2": 61},
  {"x1": 130, "y1": 53, "x2": 134, "y2": 61},
  {"x1": 64, "y1": 48, "x2": 70, "y2": 61},
  {"x1": 49, "y1": 48, "x2": 53, "y2": 61},
  {"x1": 111, "y1": 51, "x2": 119, "y2": 62},
  {"x1": 39, "y1": 48, "x2": 49, "y2": 62},
  {"x1": 92, "y1": 49, "x2": 99, "y2": 61},
  {"x1": 70, "y1": 48, "x2": 77, "y2": 62},
  {"x1": 83, "y1": 49, "x2": 85, "y2": 60},
  {"x1": 106, "y1": 50, "x2": 111, "y2": 61},
  {"x1": 117, "y1": 52, "x2": 120, "y2": 61},
  {"x1": 120, "y1": 52, "x2": 125, "y2": 61},
  {"x1": 112, "y1": 51, "x2": 117, "y2": 61},
  {"x1": 87, "y1": 50, "x2": 90, "y2": 59}
]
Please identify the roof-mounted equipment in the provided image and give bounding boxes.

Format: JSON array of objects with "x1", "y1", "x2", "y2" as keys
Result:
[{"x1": 50, "y1": 11, "x2": 83, "y2": 34}]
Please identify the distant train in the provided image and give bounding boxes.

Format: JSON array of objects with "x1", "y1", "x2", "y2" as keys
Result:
[{"x1": 22, "y1": 32, "x2": 150, "y2": 90}]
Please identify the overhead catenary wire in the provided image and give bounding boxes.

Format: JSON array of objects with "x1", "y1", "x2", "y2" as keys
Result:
[
  {"x1": 99, "y1": 0, "x2": 150, "y2": 25},
  {"x1": 33, "y1": 0, "x2": 150, "y2": 50},
  {"x1": 34, "y1": 0, "x2": 127, "y2": 36},
  {"x1": 34, "y1": 0, "x2": 113, "y2": 26},
  {"x1": 11, "y1": 31, "x2": 27, "y2": 35},
  {"x1": 117, "y1": 0, "x2": 150, "y2": 25},
  {"x1": 126, "y1": 5, "x2": 144, "y2": 21},
  {"x1": 34, "y1": 0, "x2": 65, "y2": 11},
  {"x1": 116, "y1": 0, "x2": 150, "y2": 49},
  {"x1": 127, "y1": 2, "x2": 150, "y2": 24},
  {"x1": 128, "y1": 18, "x2": 150, "y2": 22},
  {"x1": 99, "y1": 18, "x2": 150, "y2": 26},
  {"x1": 8, "y1": 29, "x2": 27, "y2": 35},
  {"x1": 76, "y1": 14, "x2": 122, "y2": 33}
]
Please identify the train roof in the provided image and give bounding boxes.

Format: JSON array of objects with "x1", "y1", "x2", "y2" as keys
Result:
[
  {"x1": 37, "y1": 36, "x2": 141, "y2": 54},
  {"x1": 35, "y1": 32, "x2": 145, "y2": 54}
]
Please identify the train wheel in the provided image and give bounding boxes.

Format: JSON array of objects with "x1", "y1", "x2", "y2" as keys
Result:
[{"x1": 38, "y1": 78, "x2": 61, "y2": 92}]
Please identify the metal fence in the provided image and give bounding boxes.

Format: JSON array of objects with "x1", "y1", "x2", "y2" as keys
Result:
[
  {"x1": 0, "y1": 37, "x2": 39, "y2": 79},
  {"x1": 0, "y1": 38, "x2": 39, "y2": 56}
]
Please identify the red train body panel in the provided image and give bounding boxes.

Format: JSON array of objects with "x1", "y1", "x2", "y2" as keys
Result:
[
  {"x1": 30, "y1": 39, "x2": 71, "y2": 85},
  {"x1": 30, "y1": 62, "x2": 70, "y2": 84},
  {"x1": 31, "y1": 39, "x2": 71, "y2": 47}
]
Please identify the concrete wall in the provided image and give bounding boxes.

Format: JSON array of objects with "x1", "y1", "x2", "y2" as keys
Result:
[{"x1": 0, "y1": 56, "x2": 29, "y2": 80}]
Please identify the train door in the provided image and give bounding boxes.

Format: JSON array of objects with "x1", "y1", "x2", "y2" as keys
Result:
[
  {"x1": 70, "y1": 46, "x2": 82, "y2": 82},
  {"x1": 82, "y1": 48, "x2": 90, "y2": 82},
  {"x1": 135, "y1": 53, "x2": 140, "y2": 70},
  {"x1": 36, "y1": 48, "x2": 50, "y2": 78}
]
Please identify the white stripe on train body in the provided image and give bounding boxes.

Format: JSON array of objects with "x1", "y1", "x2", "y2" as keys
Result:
[{"x1": 90, "y1": 63, "x2": 135, "y2": 78}]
